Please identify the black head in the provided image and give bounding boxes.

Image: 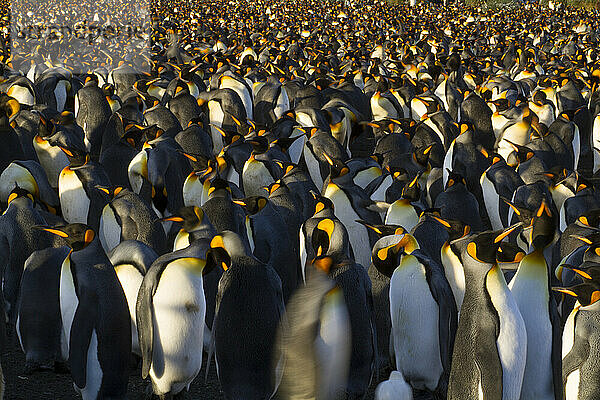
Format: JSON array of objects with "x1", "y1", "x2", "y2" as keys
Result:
[
  {"x1": 553, "y1": 283, "x2": 600, "y2": 308},
  {"x1": 6, "y1": 185, "x2": 35, "y2": 206},
  {"x1": 371, "y1": 234, "x2": 419, "y2": 278},
  {"x1": 466, "y1": 225, "x2": 521, "y2": 264},
  {"x1": 357, "y1": 220, "x2": 406, "y2": 238},
  {"x1": 246, "y1": 136, "x2": 269, "y2": 154},
  {"x1": 232, "y1": 196, "x2": 268, "y2": 215},
  {"x1": 61, "y1": 147, "x2": 90, "y2": 168},
  {"x1": 431, "y1": 215, "x2": 471, "y2": 242},
  {"x1": 323, "y1": 153, "x2": 349, "y2": 179},
  {"x1": 401, "y1": 173, "x2": 421, "y2": 202},
  {"x1": 39, "y1": 223, "x2": 96, "y2": 251},
  {"x1": 96, "y1": 185, "x2": 125, "y2": 200},
  {"x1": 312, "y1": 192, "x2": 334, "y2": 215},
  {"x1": 163, "y1": 206, "x2": 206, "y2": 231},
  {"x1": 0, "y1": 94, "x2": 20, "y2": 127},
  {"x1": 209, "y1": 230, "x2": 248, "y2": 270},
  {"x1": 530, "y1": 200, "x2": 556, "y2": 250}
]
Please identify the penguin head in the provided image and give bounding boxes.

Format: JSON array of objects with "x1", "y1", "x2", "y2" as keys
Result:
[
  {"x1": 96, "y1": 185, "x2": 125, "y2": 200},
  {"x1": 6, "y1": 185, "x2": 35, "y2": 207},
  {"x1": 246, "y1": 136, "x2": 269, "y2": 155},
  {"x1": 101, "y1": 83, "x2": 116, "y2": 97},
  {"x1": 401, "y1": 173, "x2": 421, "y2": 202},
  {"x1": 357, "y1": 220, "x2": 406, "y2": 238},
  {"x1": 209, "y1": 230, "x2": 249, "y2": 270},
  {"x1": 263, "y1": 180, "x2": 285, "y2": 197},
  {"x1": 371, "y1": 234, "x2": 419, "y2": 278},
  {"x1": 553, "y1": 283, "x2": 600, "y2": 309},
  {"x1": 575, "y1": 210, "x2": 600, "y2": 230},
  {"x1": 529, "y1": 200, "x2": 556, "y2": 250},
  {"x1": 431, "y1": 215, "x2": 471, "y2": 242},
  {"x1": 121, "y1": 127, "x2": 145, "y2": 150},
  {"x1": 496, "y1": 242, "x2": 526, "y2": 264},
  {"x1": 445, "y1": 171, "x2": 466, "y2": 190},
  {"x1": 311, "y1": 191, "x2": 334, "y2": 215},
  {"x1": 560, "y1": 265, "x2": 600, "y2": 284},
  {"x1": 232, "y1": 196, "x2": 268, "y2": 215},
  {"x1": 83, "y1": 74, "x2": 99, "y2": 87},
  {"x1": 180, "y1": 151, "x2": 211, "y2": 172},
  {"x1": 413, "y1": 145, "x2": 433, "y2": 168},
  {"x1": 505, "y1": 140, "x2": 534, "y2": 167},
  {"x1": 0, "y1": 94, "x2": 20, "y2": 128},
  {"x1": 323, "y1": 153, "x2": 350, "y2": 179},
  {"x1": 208, "y1": 178, "x2": 232, "y2": 198},
  {"x1": 465, "y1": 225, "x2": 522, "y2": 264},
  {"x1": 162, "y1": 206, "x2": 207, "y2": 232},
  {"x1": 60, "y1": 147, "x2": 90, "y2": 168},
  {"x1": 40, "y1": 224, "x2": 96, "y2": 252}
]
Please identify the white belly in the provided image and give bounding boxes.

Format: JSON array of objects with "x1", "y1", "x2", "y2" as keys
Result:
[
  {"x1": 385, "y1": 200, "x2": 419, "y2": 232},
  {"x1": 59, "y1": 168, "x2": 90, "y2": 224},
  {"x1": 563, "y1": 305, "x2": 579, "y2": 400},
  {"x1": 303, "y1": 146, "x2": 324, "y2": 190},
  {"x1": 182, "y1": 174, "x2": 206, "y2": 208},
  {"x1": 441, "y1": 244, "x2": 465, "y2": 312},
  {"x1": 0, "y1": 163, "x2": 38, "y2": 203},
  {"x1": 34, "y1": 139, "x2": 69, "y2": 188},
  {"x1": 370, "y1": 175, "x2": 392, "y2": 203},
  {"x1": 173, "y1": 230, "x2": 191, "y2": 251},
  {"x1": 60, "y1": 255, "x2": 78, "y2": 360},
  {"x1": 115, "y1": 264, "x2": 144, "y2": 356},
  {"x1": 54, "y1": 81, "x2": 68, "y2": 112},
  {"x1": 150, "y1": 259, "x2": 206, "y2": 395},
  {"x1": 8, "y1": 85, "x2": 34, "y2": 106},
  {"x1": 242, "y1": 160, "x2": 274, "y2": 197},
  {"x1": 208, "y1": 101, "x2": 225, "y2": 155},
  {"x1": 78, "y1": 330, "x2": 102, "y2": 400},
  {"x1": 389, "y1": 256, "x2": 443, "y2": 391},
  {"x1": 325, "y1": 184, "x2": 371, "y2": 269},
  {"x1": 486, "y1": 266, "x2": 527, "y2": 400},
  {"x1": 316, "y1": 288, "x2": 351, "y2": 400},
  {"x1": 128, "y1": 150, "x2": 148, "y2": 194},
  {"x1": 99, "y1": 205, "x2": 121, "y2": 253},
  {"x1": 481, "y1": 172, "x2": 503, "y2": 230},
  {"x1": 508, "y1": 255, "x2": 554, "y2": 399},
  {"x1": 274, "y1": 88, "x2": 290, "y2": 119}
]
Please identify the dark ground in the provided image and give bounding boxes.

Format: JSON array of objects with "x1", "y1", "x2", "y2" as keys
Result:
[{"x1": 2, "y1": 331, "x2": 435, "y2": 399}]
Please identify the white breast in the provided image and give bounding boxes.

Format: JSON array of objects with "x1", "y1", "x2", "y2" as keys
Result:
[
  {"x1": 60, "y1": 255, "x2": 78, "y2": 360},
  {"x1": 242, "y1": 159, "x2": 274, "y2": 197},
  {"x1": 486, "y1": 265, "x2": 527, "y2": 400},
  {"x1": 182, "y1": 174, "x2": 205, "y2": 208},
  {"x1": 59, "y1": 168, "x2": 90, "y2": 224},
  {"x1": 480, "y1": 171, "x2": 503, "y2": 230},
  {"x1": 385, "y1": 200, "x2": 419, "y2": 232},
  {"x1": 114, "y1": 264, "x2": 144, "y2": 356},
  {"x1": 149, "y1": 258, "x2": 206, "y2": 395},
  {"x1": 563, "y1": 303, "x2": 580, "y2": 400},
  {"x1": 33, "y1": 139, "x2": 69, "y2": 188},
  {"x1": 78, "y1": 330, "x2": 102, "y2": 400},
  {"x1": 389, "y1": 255, "x2": 443, "y2": 391},
  {"x1": 208, "y1": 101, "x2": 225, "y2": 155},
  {"x1": 315, "y1": 288, "x2": 351, "y2": 400},
  {"x1": 99, "y1": 205, "x2": 121, "y2": 253},
  {"x1": 128, "y1": 150, "x2": 148, "y2": 195},
  {"x1": 441, "y1": 244, "x2": 465, "y2": 312},
  {"x1": 508, "y1": 254, "x2": 555, "y2": 399},
  {"x1": 325, "y1": 184, "x2": 371, "y2": 269}
]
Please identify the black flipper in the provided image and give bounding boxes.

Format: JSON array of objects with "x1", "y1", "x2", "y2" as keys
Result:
[{"x1": 69, "y1": 291, "x2": 98, "y2": 389}]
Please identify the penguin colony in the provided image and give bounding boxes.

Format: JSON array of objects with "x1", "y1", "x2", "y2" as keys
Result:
[{"x1": 0, "y1": 0, "x2": 599, "y2": 399}]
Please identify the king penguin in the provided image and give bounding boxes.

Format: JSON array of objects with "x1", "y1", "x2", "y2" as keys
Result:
[
  {"x1": 388, "y1": 233, "x2": 457, "y2": 397},
  {"x1": 276, "y1": 255, "x2": 351, "y2": 400},
  {"x1": 448, "y1": 226, "x2": 527, "y2": 400},
  {"x1": 555, "y1": 281, "x2": 600, "y2": 400},
  {"x1": 108, "y1": 240, "x2": 158, "y2": 357},
  {"x1": 209, "y1": 231, "x2": 285, "y2": 399},
  {"x1": 17, "y1": 246, "x2": 70, "y2": 373},
  {"x1": 508, "y1": 200, "x2": 562, "y2": 400},
  {"x1": 41, "y1": 224, "x2": 130, "y2": 400},
  {"x1": 136, "y1": 239, "x2": 212, "y2": 398}
]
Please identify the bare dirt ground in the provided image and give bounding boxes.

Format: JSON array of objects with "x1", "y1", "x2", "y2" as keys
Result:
[{"x1": 2, "y1": 331, "x2": 434, "y2": 399}]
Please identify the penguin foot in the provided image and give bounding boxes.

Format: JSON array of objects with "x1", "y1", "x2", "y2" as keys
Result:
[{"x1": 23, "y1": 360, "x2": 53, "y2": 375}]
